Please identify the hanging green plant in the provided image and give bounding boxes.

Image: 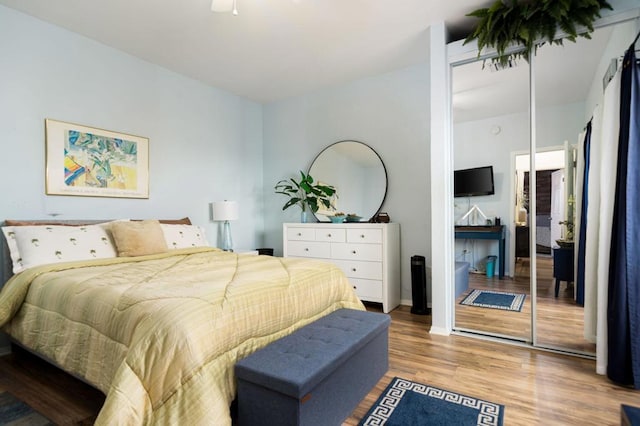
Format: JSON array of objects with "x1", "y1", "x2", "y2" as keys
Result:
[{"x1": 464, "y1": 0, "x2": 613, "y2": 67}]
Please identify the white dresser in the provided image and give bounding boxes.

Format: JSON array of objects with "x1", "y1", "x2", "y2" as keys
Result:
[{"x1": 283, "y1": 222, "x2": 400, "y2": 313}]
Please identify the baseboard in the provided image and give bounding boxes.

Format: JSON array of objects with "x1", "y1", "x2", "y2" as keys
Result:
[
  {"x1": 400, "y1": 298, "x2": 432, "y2": 308},
  {"x1": 429, "y1": 326, "x2": 451, "y2": 336}
]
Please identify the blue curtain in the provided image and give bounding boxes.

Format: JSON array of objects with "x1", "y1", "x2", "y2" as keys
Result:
[
  {"x1": 607, "y1": 43, "x2": 640, "y2": 389},
  {"x1": 576, "y1": 121, "x2": 591, "y2": 307}
]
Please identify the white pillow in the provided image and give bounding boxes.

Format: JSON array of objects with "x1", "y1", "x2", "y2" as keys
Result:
[
  {"x1": 2, "y1": 226, "x2": 22, "y2": 274},
  {"x1": 11, "y1": 224, "x2": 118, "y2": 271},
  {"x1": 160, "y1": 224, "x2": 209, "y2": 249}
]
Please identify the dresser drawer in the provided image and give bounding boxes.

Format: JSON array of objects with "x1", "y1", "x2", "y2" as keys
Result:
[
  {"x1": 331, "y1": 259, "x2": 382, "y2": 280},
  {"x1": 283, "y1": 222, "x2": 399, "y2": 314},
  {"x1": 286, "y1": 227, "x2": 316, "y2": 241},
  {"x1": 287, "y1": 241, "x2": 330, "y2": 258},
  {"x1": 331, "y1": 243, "x2": 382, "y2": 262},
  {"x1": 350, "y1": 278, "x2": 383, "y2": 301},
  {"x1": 315, "y1": 228, "x2": 346, "y2": 242},
  {"x1": 346, "y1": 228, "x2": 383, "y2": 244}
]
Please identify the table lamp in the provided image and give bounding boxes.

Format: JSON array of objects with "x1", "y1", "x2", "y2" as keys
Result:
[{"x1": 213, "y1": 200, "x2": 239, "y2": 251}]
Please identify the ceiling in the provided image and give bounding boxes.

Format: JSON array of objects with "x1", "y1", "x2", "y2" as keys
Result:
[
  {"x1": 452, "y1": 24, "x2": 615, "y2": 123},
  {"x1": 0, "y1": 0, "x2": 493, "y2": 103},
  {"x1": 0, "y1": 0, "x2": 635, "y2": 106}
]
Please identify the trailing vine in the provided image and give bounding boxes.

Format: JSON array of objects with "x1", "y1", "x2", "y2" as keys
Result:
[{"x1": 464, "y1": 0, "x2": 613, "y2": 67}]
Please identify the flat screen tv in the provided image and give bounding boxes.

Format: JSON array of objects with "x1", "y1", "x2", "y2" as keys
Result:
[{"x1": 454, "y1": 165, "x2": 495, "y2": 197}]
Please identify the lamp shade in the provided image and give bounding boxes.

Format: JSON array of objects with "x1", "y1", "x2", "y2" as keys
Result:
[{"x1": 213, "y1": 200, "x2": 239, "y2": 221}]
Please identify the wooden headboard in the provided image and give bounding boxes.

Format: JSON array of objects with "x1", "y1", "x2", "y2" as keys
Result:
[{"x1": 1, "y1": 225, "x2": 11, "y2": 287}]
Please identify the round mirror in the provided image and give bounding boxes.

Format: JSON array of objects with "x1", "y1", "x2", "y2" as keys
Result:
[{"x1": 308, "y1": 140, "x2": 387, "y2": 222}]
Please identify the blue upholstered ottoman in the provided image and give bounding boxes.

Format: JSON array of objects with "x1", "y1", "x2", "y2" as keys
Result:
[
  {"x1": 235, "y1": 309, "x2": 390, "y2": 426},
  {"x1": 455, "y1": 261, "x2": 470, "y2": 298},
  {"x1": 622, "y1": 404, "x2": 640, "y2": 426}
]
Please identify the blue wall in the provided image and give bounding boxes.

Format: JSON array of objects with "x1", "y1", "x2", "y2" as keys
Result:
[
  {"x1": 0, "y1": 5, "x2": 264, "y2": 250},
  {"x1": 262, "y1": 64, "x2": 432, "y2": 303}
]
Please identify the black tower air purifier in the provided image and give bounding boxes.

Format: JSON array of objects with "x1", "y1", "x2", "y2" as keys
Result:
[{"x1": 410, "y1": 255, "x2": 430, "y2": 315}]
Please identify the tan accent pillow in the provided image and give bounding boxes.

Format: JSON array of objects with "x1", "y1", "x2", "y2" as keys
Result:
[{"x1": 110, "y1": 220, "x2": 168, "y2": 257}]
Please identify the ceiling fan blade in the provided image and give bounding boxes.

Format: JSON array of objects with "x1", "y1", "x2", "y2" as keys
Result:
[{"x1": 211, "y1": 0, "x2": 234, "y2": 12}]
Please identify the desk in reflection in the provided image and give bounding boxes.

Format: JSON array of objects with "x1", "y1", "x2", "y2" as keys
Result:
[{"x1": 454, "y1": 225, "x2": 505, "y2": 279}]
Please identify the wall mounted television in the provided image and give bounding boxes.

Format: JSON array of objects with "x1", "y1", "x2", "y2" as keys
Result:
[{"x1": 454, "y1": 165, "x2": 495, "y2": 197}]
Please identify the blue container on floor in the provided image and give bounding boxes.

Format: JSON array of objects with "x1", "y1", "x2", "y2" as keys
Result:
[{"x1": 486, "y1": 255, "x2": 497, "y2": 278}]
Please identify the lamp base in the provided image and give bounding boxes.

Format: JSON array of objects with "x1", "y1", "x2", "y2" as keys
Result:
[{"x1": 222, "y1": 220, "x2": 233, "y2": 251}]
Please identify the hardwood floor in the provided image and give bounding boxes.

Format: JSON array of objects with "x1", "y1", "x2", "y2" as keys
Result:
[
  {"x1": 1, "y1": 305, "x2": 636, "y2": 425},
  {"x1": 0, "y1": 345, "x2": 103, "y2": 425},
  {"x1": 345, "y1": 305, "x2": 635, "y2": 426},
  {"x1": 455, "y1": 255, "x2": 596, "y2": 354}
]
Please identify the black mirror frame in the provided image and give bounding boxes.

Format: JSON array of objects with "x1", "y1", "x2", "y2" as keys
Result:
[{"x1": 308, "y1": 140, "x2": 388, "y2": 223}]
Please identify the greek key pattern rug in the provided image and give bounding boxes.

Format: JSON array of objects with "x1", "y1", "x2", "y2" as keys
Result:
[
  {"x1": 460, "y1": 289, "x2": 526, "y2": 312},
  {"x1": 359, "y1": 377, "x2": 504, "y2": 426}
]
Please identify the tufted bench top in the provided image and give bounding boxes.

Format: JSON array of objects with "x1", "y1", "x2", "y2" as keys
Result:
[{"x1": 235, "y1": 308, "x2": 390, "y2": 398}]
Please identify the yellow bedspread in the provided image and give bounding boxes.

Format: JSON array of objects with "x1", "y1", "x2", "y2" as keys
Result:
[{"x1": 0, "y1": 247, "x2": 364, "y2": 425}]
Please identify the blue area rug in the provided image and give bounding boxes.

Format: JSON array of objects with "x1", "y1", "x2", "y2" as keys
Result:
[
  {"x1": 0, "y1": 391, "x2": 52, "y2": 426},
  {"x1": 359, "y1": 377, "x2": 504, "y2": 426},
  {"x1": 460, "y1": 289, "x2": 526, "y2": 312}
]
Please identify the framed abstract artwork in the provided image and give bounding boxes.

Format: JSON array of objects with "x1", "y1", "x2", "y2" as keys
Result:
[{"x1": 45, "y1": 119, "x2": 149, "y2": 199}]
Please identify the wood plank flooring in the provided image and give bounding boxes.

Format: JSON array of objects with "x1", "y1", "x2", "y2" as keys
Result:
[
  {"x1": 455, "y1": 256, "x2": 596, "y2": 354},
  {"x1": 1, "y1": 305, "x2": 637, "y2": 425}
]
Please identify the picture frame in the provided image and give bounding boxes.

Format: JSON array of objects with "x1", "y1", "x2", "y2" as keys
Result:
[{"x1": 45, "y1": 119, "x2": 149, "y2": 199}]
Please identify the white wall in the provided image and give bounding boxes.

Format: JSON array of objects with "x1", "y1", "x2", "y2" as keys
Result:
[
  {"x1": 262, "y1": 62, "x2": 431, "y2": 305},
  {"x1": 0, "y1": 6, "x2": 265, "y2": 351},
  {"x1": 585, "y1": 18, "x2": 640, "y2": 120},
  {"x1": 0, "y1": 5, "x2": 264, "y2": 248}
]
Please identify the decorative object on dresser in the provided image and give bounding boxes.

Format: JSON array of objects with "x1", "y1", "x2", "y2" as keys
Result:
[
  {"x1": 283, "y1": 222, "x2": 400, "y2": 313},
  {"x1": 370, "y1": 212, "x2": 390, "y2": 223},
  {"x1": 212, "y1": 200, "x2": 238, "y2": 251},
  {"x1": 308, "y1": 140, "x2": 387, "y2": 223},
  {"x1": 274, "y1": 171, "x2": 336, "y2": 223},
  {"x1": 45, "y1": 119, "x2": 149, "y2": 199}
]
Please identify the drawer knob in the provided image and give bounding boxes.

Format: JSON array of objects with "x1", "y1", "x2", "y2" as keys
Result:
[
  {"x1": 297, "y1": 233, "x2": 302, "y2": 236},
  {"x1": 353, "y1": 286, "x2": 357, "y2": 290},
  {"x1": 304, "y1": 248, "x2": 309, "y2": 252},
  {"x1": 327, "y1": 233, "x2": 332, "y2": 237},
  {"x1": 352, "y1": 250, "x2": 357, "y2": 254},
  {"x1": 360, "y1": 234, "x2": 365, "y2": 238},
  {"x1": 352, "y1": 268, "x2": 357, "y2": 272}
]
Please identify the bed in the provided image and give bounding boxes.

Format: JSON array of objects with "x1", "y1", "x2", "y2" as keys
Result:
[{"x1": 0, "y1": 219, "x2": 364, "y2": 425}]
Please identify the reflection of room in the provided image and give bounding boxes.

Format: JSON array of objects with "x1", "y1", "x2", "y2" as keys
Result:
[
  {"x1": 451, "y1": 18, "x2": 639, "y2": 355},
  {"x1": 514, "y1": 149, "x2": 568, "y2": 259}
]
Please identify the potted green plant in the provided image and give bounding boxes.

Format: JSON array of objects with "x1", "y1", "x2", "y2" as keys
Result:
[
  {"x1": 275, "y1": 171, "x2": 336, "y2": 222},
  {"x1": 464, "y1": 0, "x2": 612, "y2": 68}
]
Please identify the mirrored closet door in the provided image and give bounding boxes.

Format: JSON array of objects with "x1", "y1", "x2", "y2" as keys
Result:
[
  {"x1": 451, "y1": 16, "x2": 638, "y2": 356},
  {"x1": 452, "y1": 56, "x2": 532, "y2": 342},
  {"x1": 532, "y1": 20, "x2": 639, "y2": 355}
]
